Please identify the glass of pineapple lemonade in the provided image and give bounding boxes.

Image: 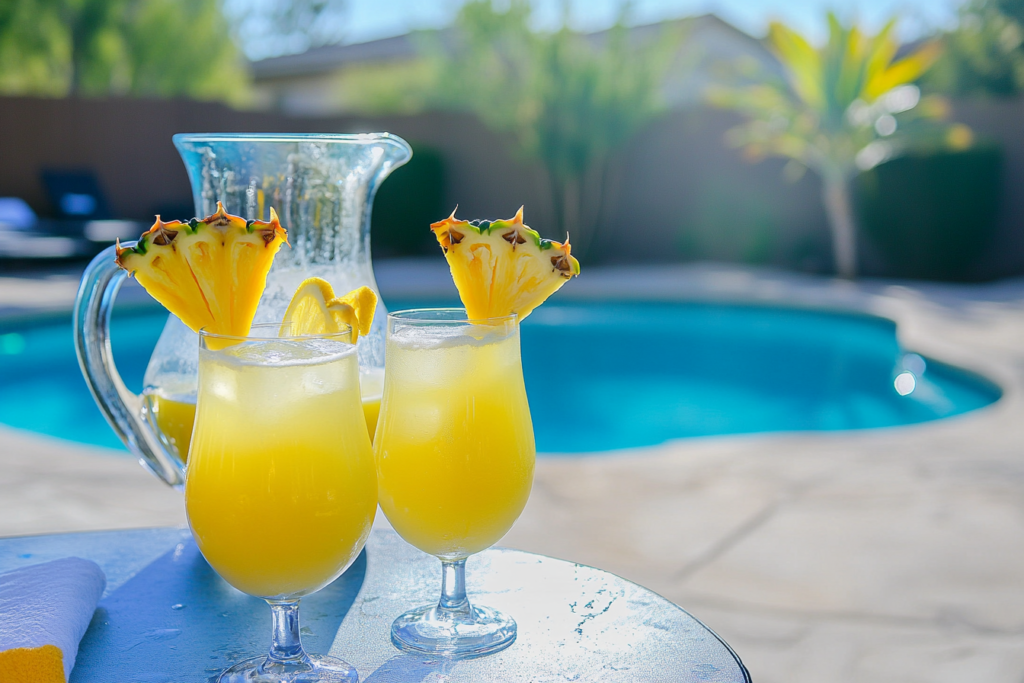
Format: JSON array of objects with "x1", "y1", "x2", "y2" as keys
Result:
[
  {"x1": 186, "y1": 322, "x2": 377, "y2": 683},
  {"x1": 145, "y1": 371, "x2": 383, "y2": 467},
  {"x1": 375, "y1": 309, "x2": 536, "y2": 658}
]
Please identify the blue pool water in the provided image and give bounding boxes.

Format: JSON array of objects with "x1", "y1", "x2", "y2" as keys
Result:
[{"x1": 0, "y1": 302, "x2": 1001, "y2": 454}]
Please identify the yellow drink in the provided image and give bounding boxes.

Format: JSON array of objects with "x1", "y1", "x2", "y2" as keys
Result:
[
  {"x1": 149, "y1": 367, "x2": 383, "y2": 467},
  {"x1": 145, "y1": 392, "x2": 197, "y2": 464},
  {"x1": 375, "y1": 318, "x2": 535, "y2": 559},
  {"x1": 185, "y1": 336, "x2": 377, "y2": 599},
  {"x1": 362, "y1": 397, "x2": 381, "y2": 440},
  {"x1": 360, "y1": 367, "x2": 384, "y2": 441}
]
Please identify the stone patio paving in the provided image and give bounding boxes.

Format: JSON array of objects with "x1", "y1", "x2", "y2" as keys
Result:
[{"x1": 2, "y1": 260, "x2": 1023, "y2": 683}]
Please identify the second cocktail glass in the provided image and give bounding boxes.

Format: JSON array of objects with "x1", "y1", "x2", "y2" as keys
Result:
[
  {"x1": 186, "y1": 323, "x2": 377, "y2": 682},
  {"x1": 374, "y1": 309, "x2": 536, "y2": 658}
]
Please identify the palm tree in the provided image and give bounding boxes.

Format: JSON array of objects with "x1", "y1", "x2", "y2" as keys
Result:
[{"x1": 710, "y1": 14, "x2": 964, "y2": 278}]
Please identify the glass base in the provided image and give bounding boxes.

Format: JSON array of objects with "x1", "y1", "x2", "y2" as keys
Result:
[
  {"x1": 391, "y1": 603, "x2": 517, "y2": 659},
  {"x1": 218, "y1": 653, "x2": 358, "y2": 683}
]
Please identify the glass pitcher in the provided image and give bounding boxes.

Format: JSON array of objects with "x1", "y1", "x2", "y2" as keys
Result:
[{"x1": 74, "y1": 132, "x2": 412, "y2": 489}]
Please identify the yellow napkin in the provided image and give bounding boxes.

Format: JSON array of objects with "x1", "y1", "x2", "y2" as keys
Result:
[{"x1": 0, "y1": 557, "x2": 105, "y2": 683}]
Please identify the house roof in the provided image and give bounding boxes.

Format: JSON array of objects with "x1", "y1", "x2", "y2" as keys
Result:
[
  {"x1": 252, "y1": 32, "x2": 426, "y2": 80},
  {"x1": 251, "y1": 14, "x2": 774, "y2": 82}
]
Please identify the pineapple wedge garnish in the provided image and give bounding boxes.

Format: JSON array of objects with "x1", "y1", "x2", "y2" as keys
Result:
[
  {"x1": 115, "y1": 203, "x2": 288, "y2": 338},
  {"x1": 430, "y1": 207, "x2": 579, "y2": 321}
]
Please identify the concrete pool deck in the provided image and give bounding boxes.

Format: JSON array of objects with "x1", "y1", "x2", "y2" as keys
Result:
[{"x1": 2, "y1": 260, "x2": 1023, "y2": 683}]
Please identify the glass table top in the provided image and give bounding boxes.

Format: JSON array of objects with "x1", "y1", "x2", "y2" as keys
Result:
[{"x1": 0, "y1": 527, "x2": 750, "y2": 682}]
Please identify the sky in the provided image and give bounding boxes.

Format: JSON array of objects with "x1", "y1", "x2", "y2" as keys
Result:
[{"x1": 341, "y1": 0, "x2": 962, "y2": 45}]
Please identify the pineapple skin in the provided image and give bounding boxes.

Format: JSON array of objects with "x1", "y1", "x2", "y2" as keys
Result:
[
  {"x1": 115, "y1": 203, "x2": 288, "y2": 337},
  {"x1": 430, "y1": 207, "x2": 580, "y2": 322}
]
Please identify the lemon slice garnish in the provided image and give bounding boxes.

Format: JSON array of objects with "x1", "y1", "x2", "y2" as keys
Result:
[
  {"x1": 331, "y1": 285, "x2": 378, "y2": 338},
  {"x1": 281, "y1": 278, "x2": 377, "y2": 341}
]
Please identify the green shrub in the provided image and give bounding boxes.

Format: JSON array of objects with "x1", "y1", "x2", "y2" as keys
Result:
[
  {"x1": 855, "y1": 146, "x2": 1003, "y2": 280},
  {"x1": 371, "y1": 145, "x2": 446, "y2": 257}
]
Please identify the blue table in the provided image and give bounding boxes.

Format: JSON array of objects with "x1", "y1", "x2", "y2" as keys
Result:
[{"x1": 0, "y1": 527, "x2": 750, "y2": 682}]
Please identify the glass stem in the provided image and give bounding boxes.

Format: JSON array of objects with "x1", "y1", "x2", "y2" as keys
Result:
[
  {"x1": 267, "y1": 599, "x2": 306, "y2": 663},
  {"x1": 437, "y1": 559, "x2": 471, "y2": 616}
]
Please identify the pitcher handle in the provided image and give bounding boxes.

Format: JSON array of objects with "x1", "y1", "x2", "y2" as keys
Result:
[{"x1": 73, "y1": 244, "x2": 185, "y2": 488}]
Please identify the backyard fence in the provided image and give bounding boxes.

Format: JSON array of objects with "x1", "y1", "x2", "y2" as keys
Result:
[{"x1": 1, "y1": 95, "x2": 1022, "y2": 280}]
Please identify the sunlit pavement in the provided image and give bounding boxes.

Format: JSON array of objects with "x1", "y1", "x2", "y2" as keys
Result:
[{"x1": 3, "y1": 261, "x2": 1024, "y2": 683}]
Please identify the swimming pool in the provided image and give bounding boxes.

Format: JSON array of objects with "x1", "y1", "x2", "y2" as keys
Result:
[{"x1": 0, "y1": 302, "x2": 1001, "y2": 454}]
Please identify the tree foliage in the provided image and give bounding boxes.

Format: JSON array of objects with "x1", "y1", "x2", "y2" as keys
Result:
[
  {"x1": 708, "y1": 13, "x2": 962, "y2": 278},
  {"x1": 430, "y1": 0, "x2": 679, "y2": 252},
  {"x1": 924, "y1": 0, "x2": 1024, "y2": 96},
  {"x1": 0, "y1": 0, "x2": 251, "y2": 102},
  {"x1": 0, "y1": 0, "x2": 73, "y2": 96},
  {"x1": 711, "y1": 15, "x2": 950, "y2": 178},
  {"x1": 224, "y1": 0, "x2": 346, "y2": 60}
]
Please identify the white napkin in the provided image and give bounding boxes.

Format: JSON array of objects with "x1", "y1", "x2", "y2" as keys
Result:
[{"x1": 0, "y1": 557, "x2": 106, "y2": 682}]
